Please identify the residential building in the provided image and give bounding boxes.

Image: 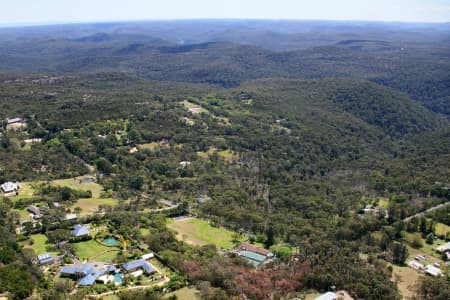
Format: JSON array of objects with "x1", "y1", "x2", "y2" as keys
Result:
[
  {"x1": 1, "y1": 182, "x2": 19, "y2": 196},
  {"x1": 122, "y1": 259, "x2": 155, "y2": 274},
  {"x1": 72, "y1": 224, "x2": 90, "y2": 237},
  {"x1": 436, "y1": 242, "x2": 450, "y2": 253},
  {"x1": 5, "y1": 118, "x2": 26, "y2": 131},
  {"x1": 27, "y1": 205, "x2": 43, "y2": 219},
  {"x1": 238, "y1": 242, "x2": 273, "y2": 266},
  {"x1": 60, "y1": 264, "x2": 112, "y2": 286}
]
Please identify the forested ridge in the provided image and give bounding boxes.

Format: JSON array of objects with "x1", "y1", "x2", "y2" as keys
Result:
[{"x1": 0, "y1": 20, "x2": 449, "y2": 299}]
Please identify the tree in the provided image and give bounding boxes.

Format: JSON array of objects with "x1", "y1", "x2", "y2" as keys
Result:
[
  {"x1": 426, "y1": 233, "x2": 434, "y2": 245},
  {"x1": 414, "y1": 276, "x2": 450, "y2": 300},
  {"x1": 265, "y1": 225, "x2": 275, "y2": 249},
  {"x1": 392, "y1": 242, "x2": 408, "y2": 265}
]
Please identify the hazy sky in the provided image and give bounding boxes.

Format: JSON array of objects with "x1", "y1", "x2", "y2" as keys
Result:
[{"x1": 1, "y1": 0, "x2": 449, "y2": 26}]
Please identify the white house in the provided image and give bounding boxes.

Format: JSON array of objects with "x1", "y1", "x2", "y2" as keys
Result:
[{"x1": 1, "y1": 182, "x2": 19, "y2": 196}]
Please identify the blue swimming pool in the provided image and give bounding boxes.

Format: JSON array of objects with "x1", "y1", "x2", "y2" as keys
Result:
[
  {"x1": 103, "y1": 237, "x2": 119, "y2": 246},
  {"x1": 114, "y1": 272, "x2": 123, "y2": 284}
]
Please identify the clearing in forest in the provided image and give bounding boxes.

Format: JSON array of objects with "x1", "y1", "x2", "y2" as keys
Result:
[{"x1": 167, "y1": 217, "x2": 239, "y2": 249}]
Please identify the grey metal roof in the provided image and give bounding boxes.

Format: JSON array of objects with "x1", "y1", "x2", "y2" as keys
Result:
[
  {"x1": 72, "y1": 224, "x2": 89, "y2": 237},
  {"x1": 122, "y1": 259, "x2": 155, "y2": 273}
]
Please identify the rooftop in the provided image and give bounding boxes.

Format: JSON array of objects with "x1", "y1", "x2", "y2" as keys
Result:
[
  {"x1": 240, "y1": 242, "x2": 270, "y2": 256},
  {"x1": 1, "y1": 182, "x2": 19, "y2": 193},
  {"x1": 72, "y1": 224, "x2": 90, "y2": 237},
  {"x1": 315, "y1": 292, "x2": 337, "y2": 300},
  {"x1": 122, "y1": 259, "x2": 155, "y2": 274},
  {"x1": 436, "y1": 242, "x2": 450, "y2": 253}
]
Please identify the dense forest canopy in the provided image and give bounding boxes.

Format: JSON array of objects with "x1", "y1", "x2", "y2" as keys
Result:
[{"x1": 0, "y1": 20, "x2": 449, "y2": 299}]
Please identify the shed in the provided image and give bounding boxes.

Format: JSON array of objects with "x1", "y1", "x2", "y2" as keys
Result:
[
  {"x1": 315, "y1": 292, "x2": 337, "y2": 300},
  {"x1": 37, "y1": 253, "x2": 53, "y2": 264},
  {"x1": 142, "y1": 253, "x2": 154, "y2": 260}
]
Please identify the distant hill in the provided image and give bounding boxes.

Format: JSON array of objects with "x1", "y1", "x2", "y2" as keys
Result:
[{"x1": 0, "y1": 20, "x2": 449, "y2": 116}]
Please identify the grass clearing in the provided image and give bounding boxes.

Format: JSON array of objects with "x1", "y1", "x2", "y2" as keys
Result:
[
  {"x1": 164, "y1": 287, "x2": 200, "y2": 300},
  {"x1": 72, "y1": 240, "x2": 119, "y2": 262},
  {"x1": 404, "y1": 232, "x2": 444, "y2": 262},
  {"x1": 218, "y1": 149, "x2": 237, "y2": 162},
  {"x1": 167, "y1": 217, "x2": 239, "y2": 249},
  {"x1": 71, "y1": 198, "x2": 118, "y2": 216},
  {"x1": 23, "y1": 234, "x2": 59, "y2": 256},
  {"x1": 10, "y1": 181, "x2": 38, "y2": 202},
  {"x1": 435, "y1": 222, "x2": 450, "y2": 236},
  {"x1": 392, "y1": 265, "x2": 423, "y2": 300},
  {"x1": 51, "y1": 176, "x2": 103, "y2": 198},
  {"x1": 378, "y1": 198, "x2": 389, "y2": 208},
  {"x1": 182, "y1": 100, "x2": 208, "y2": 114}
]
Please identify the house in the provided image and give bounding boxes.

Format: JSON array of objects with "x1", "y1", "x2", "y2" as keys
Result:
[
  {"x1": 60, "y1": 264, "x2": 95, "y2": 279},
  {"x1": 121, "y1": 259, "x2": 155, "y2": 274},
  {"x1": 315, "y1": 292, "x2": 337, "y2": 300},
  {"x1": 37, "y1": 253, "x2": 53, "y2": 265},
  {"x1": 1, "y1": 182, "x2": 19, "y2": 196},
  {"x1": 27, "y1": 205, "x2": 43, "y2": 219},
  {"x1": 72, "y1": 224, "x2": 90, "y2": 237},
  {"x1": 239, "y1": 242, "x2": 271, "y2": 256},
  {"x1": 425, "y1": 264, "x2": 443, "y2": 277},
  {"x1": 60, "y1": 264, "x2": 110, "y2": 286},
  {"x1": 240, "y1": 250, "x2": 267, "y2": 267},
  {"x1": 238, "y1": 242, "x2": 273, "y2": 266},
  {"x1": 436, "y1": 242, "x2": 450, "y2": 253},
  {"x1": 5, "y1": 117, "x2": 26, "y2": 131}
]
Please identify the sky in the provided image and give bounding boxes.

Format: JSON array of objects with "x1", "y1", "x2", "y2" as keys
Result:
[{"x1": 0, "y1": 0, "x2": 449, "y2": 26}]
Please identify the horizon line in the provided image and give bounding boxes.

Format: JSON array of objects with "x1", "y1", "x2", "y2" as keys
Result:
[{"x1": 0, "y1": 18, "x2": 449, "y2": 29}]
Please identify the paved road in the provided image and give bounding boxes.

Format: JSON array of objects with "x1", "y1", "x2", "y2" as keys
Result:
[{"x1": 403, "y1": 201, "x2": 450, "y2": 222}]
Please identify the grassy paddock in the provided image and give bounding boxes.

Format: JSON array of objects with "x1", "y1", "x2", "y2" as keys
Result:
[
  {"x1": 23, "y1": 234, "x2": 59, "y2": 256},
  {"x1": 392, "y1": 265, "x2": 423, "y2": 300},
  {"x1": 435, "y1": 222, "x2": 450, "y2": 236},
  {"x1": 71, "y1": 197, "x2": 117, "y2": 215},
  {"x1": 167, "y1": 217, "x2": 239, "y2": 249}
]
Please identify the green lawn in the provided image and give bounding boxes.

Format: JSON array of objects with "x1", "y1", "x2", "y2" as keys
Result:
[
  {"x1": 164, "y1": 287, "x2": 200, "y2": 300},
  {"x1": 23, "y1": 234, "x2": 59, "y2": 256},
  {"x1": 72, "y1": 240, "x2": 119, "y2": 262},
  {"x1": 167, "y1": 217, "x2": 240, "y2": 249}
]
